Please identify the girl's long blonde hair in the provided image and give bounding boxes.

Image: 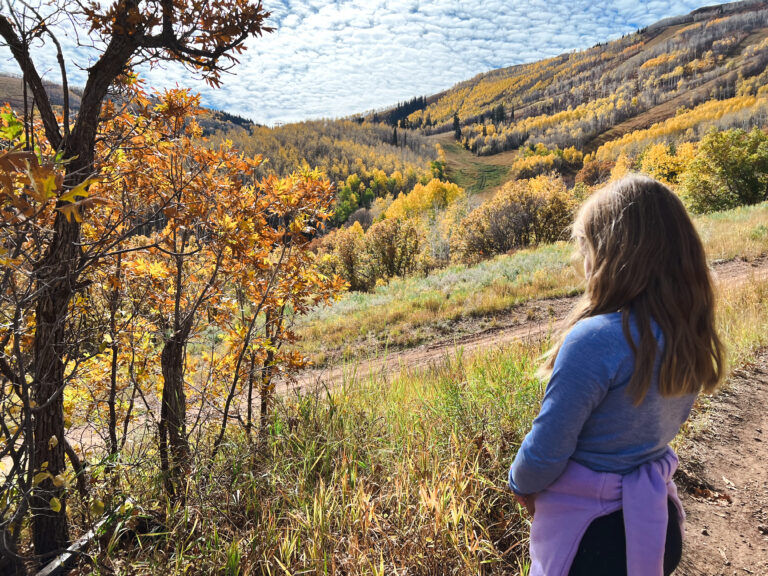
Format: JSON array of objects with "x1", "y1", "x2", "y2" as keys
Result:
[{"x1": 544, "y1": 174, "x2": 725, "y2": 404}]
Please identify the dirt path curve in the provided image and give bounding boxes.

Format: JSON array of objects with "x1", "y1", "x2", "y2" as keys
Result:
[
  {"x1": 676, "y1": 349, "x2": 768, "y2": 575},
  {"x1": 285, "y1": 256, "x2": 768, "y2": 392}
]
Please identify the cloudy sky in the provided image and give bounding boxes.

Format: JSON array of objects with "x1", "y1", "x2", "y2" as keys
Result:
[{"x1": 0, "y1": 1, "x2": 736, "y2": 125}]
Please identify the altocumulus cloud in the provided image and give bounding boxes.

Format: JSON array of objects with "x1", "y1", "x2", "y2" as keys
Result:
[{"x1": 0, "y1": 1, "x2": 738, "y2": 124}]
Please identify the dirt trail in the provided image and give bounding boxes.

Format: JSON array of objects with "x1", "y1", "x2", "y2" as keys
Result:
[
  {"x1": 676, "y1": 349, "x2": 768, "y2": 575},
  {"x1": 286, "y1": 256, "x2": 768, "y2": 392},
  {"x1": 62, "y1": 257, "x2": 768, "y2": 454}
]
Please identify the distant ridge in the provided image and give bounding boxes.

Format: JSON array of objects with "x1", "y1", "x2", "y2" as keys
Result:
[
  {"x1": 0, "y1": 73, "x2": 81, "y2": 111},
  {"x1": 371, "y1": 0, "x2": 768, "y2": 158},
  {"x1": 648, "y1": 0, "x2": 767, "y2": 31}
]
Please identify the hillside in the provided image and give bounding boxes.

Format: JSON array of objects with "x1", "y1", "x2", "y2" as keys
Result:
[
  {"x1": 0, "y1": 72, "x2": 437, "y2": 227},
  {"x1": 0, "y1": 73, "x2": 82, "y2": 111},
  {"x1": 377, "y1": 0, "x2": 768, "y2": 159},
  {"x1": 7, "y1": 1, "x2": 768, "y2": 224}
]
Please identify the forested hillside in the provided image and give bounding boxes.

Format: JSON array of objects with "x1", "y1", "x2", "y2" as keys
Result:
[
  {"x1": 7, "y1": 1, "x2": 768, "y2": 229},
  {"x1": 203, "y1": 0, "x2": 768, "y2": 294},
  {"x1": 209, "y1": 119, "x2": 436, "y2": 224},
  {"x1": 381, "y1": 0, "x2": 768, "y2": 157},
  {"x1": 205, "y1": 0, "x2": 768, "y2": 229}
]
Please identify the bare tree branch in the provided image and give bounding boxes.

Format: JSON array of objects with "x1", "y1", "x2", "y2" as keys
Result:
[{"x1": 0, "y1": 12, "x2": 62, "y2": 150}]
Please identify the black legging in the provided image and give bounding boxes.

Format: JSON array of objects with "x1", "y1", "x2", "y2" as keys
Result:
[{"x1": 568, "y1": 499, "x2": 683, "y2": 576}]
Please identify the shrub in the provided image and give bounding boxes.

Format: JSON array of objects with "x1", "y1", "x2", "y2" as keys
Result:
[
  {"x1": 424, "y1": 198, "x2": 470, "y2": 269},
  {"x1": 346, "y1": 207, "x2": 373, "y2": 230},
  {"x1": 454, "y1": 176, "x2": 577, "y2": 262},
  {"x1": 317, "y1": 222, "x2": 373, "y2": 291},
  {"x1": 385, "y1": 179, "x2": 465, "y2": 220},
  {"x1": 576, "y1": 158, "x2": 614, "y2": 186},
  {"x1": 609, "y1": 152, "x2": 633, "y2": 181},
  {"x1": 512, "y1": 153, "x2": 558, "y2": 179},
  {"x1": 680, "y1": 127, "x2": 768, "y2": 213},
  {"x1": 511, "y1": 145, "x2": 583, "y2": 179},
  {"x1": 637, "y1": 141, "x2": 697, "y2": 187},
  {"x1": 366, "y1": 218, "x2": 421, "y2": 279}
]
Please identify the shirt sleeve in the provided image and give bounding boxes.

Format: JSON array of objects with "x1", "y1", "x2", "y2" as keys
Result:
[{"x1": 509, "y1": 318, "x2": 616, "y2": 495}]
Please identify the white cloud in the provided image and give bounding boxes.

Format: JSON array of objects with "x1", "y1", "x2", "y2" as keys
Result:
[{"x1": 0, "y1": 1, "x2": 737, "y2": 124}]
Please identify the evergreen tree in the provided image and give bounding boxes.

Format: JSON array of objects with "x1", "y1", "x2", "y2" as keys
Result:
[{"x1": 453, "y1": 112, "x2": 461, "y2": 140}]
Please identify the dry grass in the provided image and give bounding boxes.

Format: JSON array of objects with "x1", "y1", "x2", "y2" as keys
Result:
[
  {"x1": 83, "y1": 269, "x2": 768, "y2": 575},
  {"x1": 716, "y1": 267, "x2": 768, "y2": 367},
  {"x1": 297, "y1": 202, "x2": 768, "y2": 367},
  {"x1": 695, "y1": 202, "x2": 768, "y2": 262},
  {"x1": 298, "y1": 243, "x2": 580, "y2": 366},
  {"x1": 81, "y1": 342, "x2": 546, "y2": 575}
]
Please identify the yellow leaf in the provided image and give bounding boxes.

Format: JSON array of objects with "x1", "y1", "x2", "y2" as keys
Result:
[
  {"x1": 32, "y1": 472, "x2": 51, "y2": 486},
  {"x1": 59, "y1": 179, "x2": 92, "y2": 203},
  {"x1": 42, "y1": 174, "x2": 58, "y2": 198},
  {"x1": 49, "y1": 497, "x2": 61, "y2": 513},
  {"x1": 52, "y1": 474, "x2": 67, "y2": 488},
  {"x1": 91, "y1": 499, "x2": 105, "y2": 516},
  {"x1": 48, "y1": 435, "x2": 58, "y2": 449}
]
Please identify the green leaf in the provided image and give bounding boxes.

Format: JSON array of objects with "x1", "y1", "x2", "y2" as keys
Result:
[
  {"x1": 49, "y1": 497, "x2": 61, "y2": 513},
  {"x1": 0, "y1": 112, "x2": 23, "y2": 143}
]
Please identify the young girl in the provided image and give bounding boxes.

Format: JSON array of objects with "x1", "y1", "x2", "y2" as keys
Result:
[{"x1": 508, "y1": 174, "x2": 724, "y2": 576}]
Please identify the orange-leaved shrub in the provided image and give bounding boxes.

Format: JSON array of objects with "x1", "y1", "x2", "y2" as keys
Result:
[{"x1": 576, "y1": 158, "x2": 614, "y2": 186}]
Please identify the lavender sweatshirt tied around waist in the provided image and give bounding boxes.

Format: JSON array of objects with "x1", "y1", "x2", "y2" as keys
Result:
[
  {"x1": 526, "y1": 447, "x2": 684, "y2": 576},
  {"x1": 508, "y1": 312, "x2": 697, "y2": 575}
]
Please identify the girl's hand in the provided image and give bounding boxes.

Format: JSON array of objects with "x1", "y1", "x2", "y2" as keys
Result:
[{"x1": 515, "y1": 492, "x2": 536, "y2": 516}]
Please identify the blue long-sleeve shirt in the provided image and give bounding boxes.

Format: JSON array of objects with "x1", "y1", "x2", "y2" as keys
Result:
[{"x1": 509, "y1": 312, "x2": 697, "y2": 495}]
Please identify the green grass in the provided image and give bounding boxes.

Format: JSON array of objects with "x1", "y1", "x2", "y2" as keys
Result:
[{"x1": 436, "y1": 134, "x2": 518, "y2": 200}]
